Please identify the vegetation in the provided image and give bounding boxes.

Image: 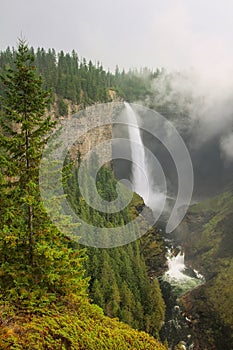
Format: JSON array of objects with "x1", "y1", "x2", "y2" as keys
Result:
[
  {"x1": 0, "y1": 46, "x2": 167, "y2": 108},
  {"x1": 0, "y1": 46, "x2": 112, "y2": 107},
  {"x1": 0, "y1": 40, "x2": 88, "y2": 310},
  {"x1": 0, "y1": 301, "x2": 166, "y2": 350},
  {"x1": 66, "y1": 160, "x2": 166, "y2": 337},
  {"x1": 179, "y1": 187, "x2": 233, "y2": 349},
  {"x1": 2, "y1": 38, "x2": 232, "y2": 350},
  {"x1": 0, "y1": 41, "x2": 166, "y2": 349}
]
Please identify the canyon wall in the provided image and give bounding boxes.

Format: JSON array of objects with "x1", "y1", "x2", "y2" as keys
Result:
[{"x1": 66, "y1": 102, "x2": 124, "y2": 164}]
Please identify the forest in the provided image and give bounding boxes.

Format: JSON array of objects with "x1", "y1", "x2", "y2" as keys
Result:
[
  {"x1": 0, "y1": 40, "x2": 233, "y2": 350},
  {"x1": 0, "y1": 41, "x2": 167, "y2": 349}
]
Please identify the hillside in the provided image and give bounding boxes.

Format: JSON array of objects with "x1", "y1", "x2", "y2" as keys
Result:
[
  {"x1": 66, "y1": 161, "x2": 166, "y2": 337},
  {"x1": 174, "y1": 187, "x2": 233, "y2": 349},
  {"x1": 0, "y1": 300, "x2": 166, "y2": 350}
]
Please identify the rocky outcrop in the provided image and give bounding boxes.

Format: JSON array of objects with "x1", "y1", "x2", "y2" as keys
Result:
[
  {"x1": 49, "y1": 97, "x2": 124, "y2": 165},
  {"x1": 68, "y1": 102, "x2": 124, "y2": 165}
]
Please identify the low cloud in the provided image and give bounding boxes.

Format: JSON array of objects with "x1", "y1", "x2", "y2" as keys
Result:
[{"x1": 221, "y1": 133, "x2": 233, "y2": 162}]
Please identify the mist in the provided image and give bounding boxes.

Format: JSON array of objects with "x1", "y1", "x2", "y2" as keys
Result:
[
  {"x1": 144, "y1": 66, "x2": 233, "y2": 199},
  {"x1": 221, "y1": 133, "x2": 233, "y2": 163}
]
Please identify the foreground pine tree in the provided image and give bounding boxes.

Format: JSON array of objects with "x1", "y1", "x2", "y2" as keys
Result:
[{"x1": 0, "y1": 40, "x2": 88, "y2": 310}]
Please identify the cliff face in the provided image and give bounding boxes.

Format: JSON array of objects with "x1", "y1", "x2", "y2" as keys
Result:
[
  {"x1": 66, "y1": 102, "x2": 124, "y2": 165},
  {"x1": 46, "y1": 94, "x2": 124, "y2": 166}
]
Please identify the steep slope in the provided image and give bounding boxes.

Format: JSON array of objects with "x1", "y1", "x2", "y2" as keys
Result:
[
  {"x1": 66, "y1": 164, "x2": 166, "y2": 337},
  {"x1": 0, "y1": 300, "x2": 166, "y2": 350},
  {"x1": 174, "y1": 187, "x2": 233, "y2": 349}
]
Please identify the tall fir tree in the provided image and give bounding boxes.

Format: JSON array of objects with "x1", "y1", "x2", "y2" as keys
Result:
[{"x1": 0, "y1": 40, "x2": 88, "y2": 309}]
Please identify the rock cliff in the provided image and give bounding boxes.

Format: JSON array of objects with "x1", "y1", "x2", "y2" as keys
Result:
[{"x1": 55, "y1": 101, "x2": 124, "y2": 165}]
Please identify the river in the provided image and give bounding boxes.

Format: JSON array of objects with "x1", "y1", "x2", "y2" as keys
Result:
[{"x1": 159, "y1": 232, "x2": 204, "y2": 350}]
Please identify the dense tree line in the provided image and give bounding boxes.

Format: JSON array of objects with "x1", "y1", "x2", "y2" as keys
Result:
[
  {"x1": 114, "y1": 66, "x2": 161, "y2": 102},
  {"x1": 66, "y1": 159, "x2": 166, "y2": 337},
  {"x1": 0, "y1": 46, "x2": 113, "y2": 108},
  {"x1": 0, "y1": 46, "x2": 164, "y2": 108}
]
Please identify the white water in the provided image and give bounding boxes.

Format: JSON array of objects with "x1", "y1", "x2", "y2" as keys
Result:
[
  {"x1": 125, "y1": 102, "x2": 148, "y2": 200},
  {"x1": 165, "y1": 251, "x2": 191, "y2": 281},
  {"x1": 125, "y1": 102, "x2": 166, "y2": 211},
  {"x1": 164, "y1": 249, "x2": 204, "y2": 297}
]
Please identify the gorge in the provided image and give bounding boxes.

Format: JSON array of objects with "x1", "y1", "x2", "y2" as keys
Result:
[
  {"x1": 1, "y1": 43, "x2": 232, "y2": 350},
  {"x1": 124, "y1": 102, "x2": 206, "y2": 349}
]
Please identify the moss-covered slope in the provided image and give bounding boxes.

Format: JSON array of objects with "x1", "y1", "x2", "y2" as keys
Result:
[
  {"x1": 176, "y1": 188, "x2": 233, "y2": 349},
  {"x1": 0, "y1": 300, "x2": 166, "y2": 350}
]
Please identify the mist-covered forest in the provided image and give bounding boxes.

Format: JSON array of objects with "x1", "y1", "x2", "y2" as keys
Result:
[{"x1": 0, "y1": 41, "x2": 233, "y2": 350}]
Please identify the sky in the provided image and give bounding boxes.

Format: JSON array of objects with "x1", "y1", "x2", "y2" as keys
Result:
[{"x1": 1, "y1": 0, "x2": 233, "y2": 72}]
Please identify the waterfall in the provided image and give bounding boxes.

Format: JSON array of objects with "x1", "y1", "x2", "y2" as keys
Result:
[
  {"x1": 125, "y1": 102, "x2": 166, "y2": 211},
  {"x1": 124, "y1": 102, "x2": 203, "y2": 348},
  {"x1": 125, "y1": 102, "x2": 148, "y2": 200}
]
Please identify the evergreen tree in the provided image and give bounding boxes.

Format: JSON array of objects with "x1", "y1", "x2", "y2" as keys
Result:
[
  {"x1": 0, "y1": 40, "x2": 88, "y2": 309},
  {"x1": 65, "y1": 158, "x2": 166, "y2": 337}
]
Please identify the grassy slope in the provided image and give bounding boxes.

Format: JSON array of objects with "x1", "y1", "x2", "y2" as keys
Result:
[{"x1": 179, "y1": 188, "x2": 233, "y2": 349}]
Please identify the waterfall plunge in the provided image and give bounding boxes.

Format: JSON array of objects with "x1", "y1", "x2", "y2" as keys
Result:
[
  {"x1": 125, "y1": 102, "x2": 148, "y2": 200},
  {"x1": 165, "y1": 251, "x2": 191, "y2": 281},
  {"x1": 163, "y1": 248, "x2": 204, "y2": 296},
  {"x1": 125, "y1": 102, "x2": 166, "y2": 212}
]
